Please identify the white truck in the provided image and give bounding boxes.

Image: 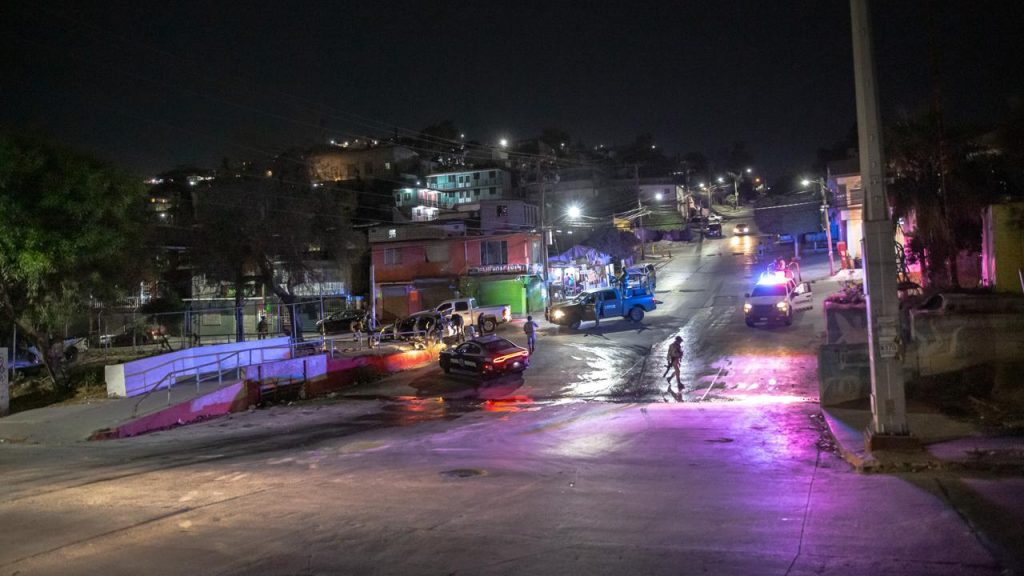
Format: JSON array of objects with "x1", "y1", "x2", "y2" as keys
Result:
[
  {"x1": 743, "y1": 271, "x2": 813, "y2": 327},
  {"x1": 435, "y1": 298, "x2": 512, "y2": 332}
]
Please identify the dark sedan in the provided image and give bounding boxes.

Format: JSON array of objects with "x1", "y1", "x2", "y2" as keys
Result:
[
  {"x1": 316, "y1": 308, "x2": 368, "y2": 334},
  {"x1": 379, "y1": 311, "x2": 446, "y2": 342},
  {"x1": 439, "y1": 335, "x2": 529, "y2": 377}
]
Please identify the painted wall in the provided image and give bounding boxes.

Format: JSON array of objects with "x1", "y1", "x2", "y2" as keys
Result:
[{"x1": 982, "y1": 203, "x2": 1024, "y2": 292}]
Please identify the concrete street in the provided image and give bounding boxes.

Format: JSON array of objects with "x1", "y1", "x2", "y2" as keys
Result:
[{"x1": 1, "y1": 226, "x2": 1022, "y2": 575}]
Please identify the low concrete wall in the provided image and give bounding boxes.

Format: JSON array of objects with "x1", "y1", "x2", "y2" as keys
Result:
[
  {"x1": 818, "y1": 344, "x2": 872, "y2": 406},
  {"x1": 824, "y1": 302, "x2": 868, "y2": 345},
  {"x1": 908, "y1": 311, "x2": 1024, "y2": 377},
  {"x1": 105, "y1": 336, "x2": 293, "y2": 398}
]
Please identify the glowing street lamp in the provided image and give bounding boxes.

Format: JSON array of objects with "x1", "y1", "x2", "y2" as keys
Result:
[
  {"x1": 567, "y1": 204, "x2": 582, "y2": 219},
  {"x1": 655, "y1": 191, "x2": 664, "y2": 201},
  {"x1": 499, "y1": 138, "x2": 508, "y2": 148}
]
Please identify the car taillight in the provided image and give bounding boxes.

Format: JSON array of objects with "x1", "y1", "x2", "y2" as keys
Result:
[{"x1": 494, "y1": 351, "x2": 527, "y2": 364}]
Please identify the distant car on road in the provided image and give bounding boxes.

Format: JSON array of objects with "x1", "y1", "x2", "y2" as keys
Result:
[
  {"x1": 439, "y1": 334, "x2": 529, "y2": 378},
  {"x1": 316, "y1": 308, "x2": 368, "y2": 334},
  {"x1": 733, "y1": 222, "x2": 750, "y2": 235},
  {"x1": 705, "y1": 222, "x2": 723, "y2": 238}
]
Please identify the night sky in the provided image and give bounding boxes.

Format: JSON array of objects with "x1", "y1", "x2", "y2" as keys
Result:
[{"x1": 3, "y1": 1, "x2": 1022, "y2": 179}]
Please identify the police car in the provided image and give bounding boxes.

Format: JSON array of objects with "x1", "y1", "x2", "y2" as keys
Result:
[
  {"x1": 743, "y1": 271, "x2": 813, "y2": 326},
  {"x1": 439, "y1": 335, "x2": 529, "y2": 377}
]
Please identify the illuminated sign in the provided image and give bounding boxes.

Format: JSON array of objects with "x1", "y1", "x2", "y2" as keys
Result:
[{"x1": 468, "y1": 264, "x2": 528, "y2": 275}]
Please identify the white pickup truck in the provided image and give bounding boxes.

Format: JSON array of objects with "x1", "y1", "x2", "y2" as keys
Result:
[{"x1": 435, "y1": 298, "x2": 512, "y2": 332}]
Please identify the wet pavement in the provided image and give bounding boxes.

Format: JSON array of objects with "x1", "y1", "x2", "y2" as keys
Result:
[{"x1": 2, "y1": 228, "x2": 1023, "y2": 574}]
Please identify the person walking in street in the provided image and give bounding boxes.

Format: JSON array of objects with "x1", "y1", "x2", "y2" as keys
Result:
[
  {"x1": 257, "y1": 315, "x2": 268, "y2": 340},
  {"x1": 523, "y1": 315, "x2": 539, "y2": 354},
  {"x1": 592, "y1": 292, "x2": 604, "y2": 328},
  {"x1": 663, "y1": 336, "x2": 684, "y2": 390}
]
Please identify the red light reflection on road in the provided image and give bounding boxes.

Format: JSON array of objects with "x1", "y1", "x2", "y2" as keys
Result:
[{"x1": 483, "y1": 396, "x2": 535, "y2": 412}]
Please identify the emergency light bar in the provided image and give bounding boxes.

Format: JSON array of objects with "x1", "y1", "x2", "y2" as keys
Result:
[{"x1": 756, "y1": 272, "x2": 791, "y2": 286}]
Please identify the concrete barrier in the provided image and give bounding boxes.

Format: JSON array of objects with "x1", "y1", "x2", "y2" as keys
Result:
[
  {"x1": 823, "y1": 302, "x2": 868, "y2": 345},
  {"x1": 818, "y1": 344, "x2": 872, "y2": 406},
  {"x1": 908, "y1": 310, "x2": 1024, "y2": 377}
]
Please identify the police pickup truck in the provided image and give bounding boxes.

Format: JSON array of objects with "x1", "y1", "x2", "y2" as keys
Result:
[
  {"x1": 743, "y1": 271, "x2": 813, "y2": 326},
  {"x1": 546, "y1": 286, "x2": 656, "y2": 330}
]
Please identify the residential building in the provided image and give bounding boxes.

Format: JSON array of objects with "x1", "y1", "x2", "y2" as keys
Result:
[
  {"x1": 827, "y1": 158, "x2": 864, "y2": 262},
  {"x1": 425, "y1": 168, "x2": 513, "y2": 206},
  {"x1": 369, "y1": 222, "x2": 544, "y2": 320}
]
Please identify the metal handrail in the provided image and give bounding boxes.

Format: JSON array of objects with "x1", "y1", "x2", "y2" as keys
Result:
[{"x1": 129, "y1": 337, "x2": 337, "y2": 413}]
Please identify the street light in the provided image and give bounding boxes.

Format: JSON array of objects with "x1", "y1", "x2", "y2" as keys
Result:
[
  {"x1": 655, "y1": 191, "x2": 664, "y2": 201},
  {"x1": 802, "y1": 177, "x2": 836, "y2": 276},
  {"x1": 499, "y1": 138, "x2": 508, "y2": 148},
  {"x1": 567, "y1": 204, "x2": 582, "y2": 219}
]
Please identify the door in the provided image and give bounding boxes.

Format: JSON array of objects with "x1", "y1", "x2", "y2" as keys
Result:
[
  {"x1": 450, "y1": 300, "x2": 469, "y2": 325},
  {"x1": 456, "y1": 342, "x2": 483, "y2": 371},
  {"x1": 579, "y1": 294, "x2": 596, "y2": 321},
  {"x1": 792, "y1": 283, "x2": 814, "y2": 310},
  {"x1": 600, "y1": 290, "x2": 621, "y2": 317}
]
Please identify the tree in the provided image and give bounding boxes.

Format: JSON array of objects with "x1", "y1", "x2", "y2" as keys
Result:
[
  {"x1": 192, "y1": 149, "x2": 363, "y2": 341},
  {"x1": 887, "y1": 112, "x2": 997, "y2": 288},
  {"x1": 0, "y1": 131, "x2": 148, "y2": 389}
]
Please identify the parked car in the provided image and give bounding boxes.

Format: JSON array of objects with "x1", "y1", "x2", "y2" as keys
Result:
[
  {"x1": 378, "y1": 311, "x2": 446, "y2": 342},
  {"x1": 99, "y1": 325, "x2": 164, "y2": 347},
  {"x1": 546, "y1": 286, "x2": 657, "y2": 330},
  {"x1": 316, "y1": 308, "x2": 368, "y2": 334},
  {"x1": 11, "y1": 336, "x2": 88, "y2": 367},
  {"x1": 434, "y1": 298, "x2": 511, "y2": 332},
  {"x1": 439, "y1": 335, "x2": 529, "y2": 378}
]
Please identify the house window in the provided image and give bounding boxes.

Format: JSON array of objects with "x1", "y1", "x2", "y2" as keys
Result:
[
  {"x1": 481, "y1": 240, "x2": 508, "y2": 266},
  {"x1": 388, "y1": 229, "x2": 397, "y2": 239},
  {"x1": 496, "y1": 204, "x2": 508, "y2": 217},
  {"x1": 474, "y1": 189, "x2": 480, "y2": 196},
  {"x1": 489, "y1": 187, "x2": 496, "y2": 195},
  {"x1": 384, "y1": 247, "x2": 401, "y2": 265},
  {"x1": 489, "y1": 170, "x2": 496, "y2": 179},
  {"x1": 473, "y1": 172, "x2": 480, "y2": 180},
  {"x1": 384, "y1": 162, "x2": 391, "y2": 170}
]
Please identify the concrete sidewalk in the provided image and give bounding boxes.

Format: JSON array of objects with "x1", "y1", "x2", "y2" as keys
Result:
[{"x1": 0, "y1": 342, "x2": 426, "y2": 445}]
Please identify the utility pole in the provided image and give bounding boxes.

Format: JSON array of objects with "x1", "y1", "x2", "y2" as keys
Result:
[
  {"x1": 538, "y1": 161, "x2": 550, "y2": 295},
  {"x1": 820, "y1": 182, "x2": 836, "y2": 276},
  {"x1": 851, "y1": 0, "x2": 913, "y2": 448},
  {"x1": 635, "y1": 165, "x2": 645, "y2": 260}
]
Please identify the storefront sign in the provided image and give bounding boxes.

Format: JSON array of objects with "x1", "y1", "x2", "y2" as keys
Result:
[{"x1": 468, "y1": 264, "x2": 528, "y2": 275}]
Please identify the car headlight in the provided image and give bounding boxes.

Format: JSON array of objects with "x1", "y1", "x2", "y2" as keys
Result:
[
  {"x1": 776, "y1": 301, "x2": 789, "y2": 311},
  {"x1": 743, "y1": 303, "x2": 752, "y2": 314},
  {"x1": 552, "y1": 309, "x2": 565, "y2": 319}
]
